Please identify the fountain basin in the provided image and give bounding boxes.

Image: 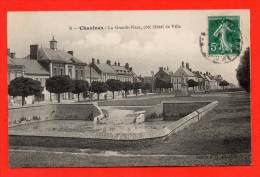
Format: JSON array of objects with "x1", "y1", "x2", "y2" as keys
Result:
[{"x1": 9, "y1": 101, "x2": 218, "y2": 149}]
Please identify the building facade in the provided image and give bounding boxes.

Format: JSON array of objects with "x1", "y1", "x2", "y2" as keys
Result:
[{"x1": 171, "y1": 62, "x2": 197, "y2": 91}]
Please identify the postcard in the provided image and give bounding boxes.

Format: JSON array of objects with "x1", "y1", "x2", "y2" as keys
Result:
[{"x1": 6, "y1": 10, "x2": 251, "y2": 168}]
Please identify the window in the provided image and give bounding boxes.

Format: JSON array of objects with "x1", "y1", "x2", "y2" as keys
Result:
[
  {"x1": 60, "y1": 68, "x2": 64, "y2": 75},
  {"x1": 53, "y1": 68, "x2": 57, "y2": 76},
  {"x1": 68, "y1": 68, "x2": 72, "y2": 78},
  {"x1": 80, "y1": 70, "x2": 83, "y2": 80},
  {"x1": 76, "y1": 70, "x2": 79, "y2": 79}
]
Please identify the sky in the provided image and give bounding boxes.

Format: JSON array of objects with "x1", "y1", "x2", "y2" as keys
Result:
[{"x1": 7, "y1": 10, "x2": 250, "y2": 84}]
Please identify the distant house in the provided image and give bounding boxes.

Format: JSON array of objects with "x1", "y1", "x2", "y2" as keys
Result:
[
  {"x1": 111, "y1": 61, "x2": 135, "y2": 82},
  {"x1": 213, "y1": 75, "x2": 223, "y2": 89},
  {"x1": 90, "y1": 59, "x2": 117, "y2": 82},
  {"x1": 171, "y1": 62, "x2": 197, "y2": 91},
  {"x1": 19, "y1": 36, "x2": 87, "y2": 102},
  {"x1": 25, "y1": 37, "x2": 86, "y2": 80},
  {"x1": 7, "y1": 55, "x2": 24, "y2": 84},
  {"x1": 85, "y1": 64, "x2": 101, "y2": 82},
  {"x1": 193, "y1": 71, "x2": 205, "y2": 90},
  {"x1": 90, "y1": 59, "x2": 136, "y2": 83},
  {"x1": 143, "y1": 76, "x2": 153, "y2": 84},
  {"x1": 154, "y1": 66, "x2": 172, "y2": 84},
  {"x1": 204, "y1": 72, "x2": 218, "y2": 90},
  {"x1": 7, "y1": 50, "x2": 50, "y2": 104}
]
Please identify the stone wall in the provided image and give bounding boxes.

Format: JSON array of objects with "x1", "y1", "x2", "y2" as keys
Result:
[
  {"x1": 144, "y1": 104, "x2": 163, "y2": 120},
  {"x1": 164, "y1": 101, "x2": 219, "y2": 135},
  {"x1": 8, "y1": 104, "x2": 56, "y2": 127},
  {"x1": 8, "y1": 103, "x2": 101, "y2": 127},
  {"x1": 55, "y1": 104, "x2": 100, "y2": 120},
  {"x1": 162, "y1": 101, "x2": 210, "y2": 121}
]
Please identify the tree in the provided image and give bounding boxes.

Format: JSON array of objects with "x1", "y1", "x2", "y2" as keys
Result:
[
  {"x1": 8, "y1": 77, "x2": 43, "y2": 106},
  {"x1": 154, "y1": 78, "x2": 172, "y2": 93},
  {"x1": 82, "y1": 91, "x2": 89, "y2": 101},
  {"x1": 106, "y1": 79, "x2": 122, "y2": 99},
  {"x1": 46, "y1": 76, "x2": 74, "y2": 103},
  {"x1": 121, "y1": 81, "x2": 133, "y2": 98},
  {"x1": 132, "y1": 82, "x2": 141, "y2": 96},
  {"x1": 72, "y1": 80, "x2": 89, "y2": 102},
  {"x1": 142, "y1": 83, "x2": 152, "y2": 94},
  {"x1": 165, "y1": 82, "x2": 173, "y2": 93},
  {"x1": 237, "y1": 48, "x2": 250, "y2": 92},
  {"x1": 219, "y1": 80, "x2": 229, "y2": 90},
  {"x1": 187, "y1": 79, "x2": 199, "y2": 92},
  {"x1": 91, "y1": 81, "x2": 108, "y2": 100},
  {"x1": 154, "y1": 78, "x2": 165, "y2": 92}
]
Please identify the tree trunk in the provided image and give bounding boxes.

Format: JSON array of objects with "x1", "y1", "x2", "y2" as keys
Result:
[
  {"x1": 58, "y1": 93, "x2": 60, "y2": 103},
  {"x1": 136, "y1": 90, "x2": 138, "y2": 96},
  {"x1": 97, "y1": 94, "x2": 100, "y2": 100},
  {"x1": 22, "y1": 96, "x2": 25, "y2": 106},
  {"x1": 112, "y1": 92, "x2": 115, "y2": 99},
  {"x1": 193, "y1": 86, "x2": 195, "y2": 93},
  {"x1": 50, "y1": 93, "x2": 52, "y2": 101},
  {"x1": 78, "y1": 93, "x2": 80, "y2": 102},
  {"x1": 125, "y1": 91, "x2": 127, "y2": 98}
]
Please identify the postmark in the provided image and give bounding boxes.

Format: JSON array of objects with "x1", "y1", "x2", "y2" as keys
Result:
[{"x1": 199, "y1": 16, "x2": 243, "y2": 64}]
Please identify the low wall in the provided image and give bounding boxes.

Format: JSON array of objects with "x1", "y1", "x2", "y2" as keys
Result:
[
  {"x1": 55, "y1": 104, "x2": 100, "y2": 120},
  {"x1": 162, "y1": 101, "x2": 210, "y2": 121},
  {"x1": 8, "y1": 104, "x2": 56, "y2": 127},
  {"x1": 144, "y1": 104, "x2": 163, "y2": 120},
  {"x1": 164, "y1": 101, "x2": 219, "y2": 135},
  {"x1": 8, "y1": 103, "x2": 101, "y2": 127}
]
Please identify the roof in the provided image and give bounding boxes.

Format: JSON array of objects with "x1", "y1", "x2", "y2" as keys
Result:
[
  {"x1": 193, "y1": 71, "x2": 204, "y2": 78},
  {"x1": 111, "y1": 65, "x2": 133, "y2": 75},
  {"x1": 94, "y1": 63, "x2": 116, "y2": 74},
  {"x1": 85, "y1": 65, "x2": 101, "y2": 79},
  {"x1": 172, "y1": 67, "x2": 195, "y2": 77},
  {"x1": 11, "y1": 58, "x2": 49, "y2": 75},
  {"x1": 205, "y1": 75, "x2": 212, "y2": 81},
  {"x1": 35, "y1": 47, "x2": 85, "y2": 64}
]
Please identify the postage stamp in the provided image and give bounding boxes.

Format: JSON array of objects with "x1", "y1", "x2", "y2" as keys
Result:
[
  {"x1": 208, "y1": 16, "x2": 241, "y2": 55},
  {"x1": 200, "y1": 16, "x2": 242, "y2": 64}
]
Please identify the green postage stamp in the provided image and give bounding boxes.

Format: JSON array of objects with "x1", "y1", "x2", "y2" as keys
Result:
[
  {"x1": 208, "y1": 16, "x2": 241, "y2": 56},
  {"x1": 200, "y1": 16, "x2": 242, "y2": 63}
]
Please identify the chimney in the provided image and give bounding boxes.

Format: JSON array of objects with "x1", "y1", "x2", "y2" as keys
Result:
[
  {"x1": 114, "y1": 61, "x2": 117, "y2": 66},
  {"x1": 159, "y1": 67, "x2": 163, "y2": 71},
  {"x1": 186, "y1": 62, "x2": 189, "y2": 69},
  {"x1": 92, "y1": 58, "x2": 95, "y2": 64},
  {"x1": 181, "y1": 61, "x2": 185, "y2": 68},
  {"x1": 30, "y1": 44, "x2": 39, "y2": 60},
  {"x1": 125, "y1": 63, "x2": 129, "y2": 69},
  {"x1": 97, "y1": 59, "x2": 100, "y2": 64},
  {"x1": 129, "y1": 67, "x2": 132, "y2": 71},
  {"x1": 67, "y1": 51, "x2": 73, "y2": 56},
  {"x1": 10, "y1": 52, "x2": 16, "y2": 59},
  {"x1": 166, "y1": 66, "x2": 169, "y2": 71},
  {"x1": 49, "y1": 36, "x2": 58, "y2": 51},
  {"x1": 107, "y1": 60, "x2": 111, "y2": 65},
  {"x1": 7, "y1": 48, "x2": 10, "y2": 57},
  {"x1": 118, "y1": 62, "x2": 120, "y2": 66}
]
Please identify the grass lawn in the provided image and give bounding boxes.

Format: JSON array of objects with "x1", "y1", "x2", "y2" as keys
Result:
[{"x1": 9, "y1": 91, "x2": 251, "y2": 167}]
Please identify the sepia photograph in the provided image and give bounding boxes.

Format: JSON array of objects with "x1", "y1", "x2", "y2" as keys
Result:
[{"x1": 7, "y1": 10, "x2": 251, "y2": 167}]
